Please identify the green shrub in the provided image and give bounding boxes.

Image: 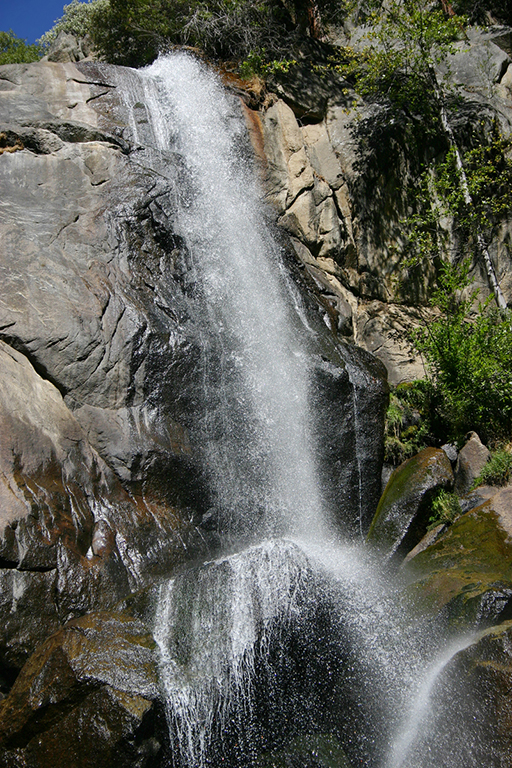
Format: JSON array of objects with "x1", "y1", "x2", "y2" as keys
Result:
[
  {"x1": 384, "y1": 381, "x2": 435, "y2": 465},
  {"x1": 472, "y1": 450, "x2": 512, "y2": 489},
  {"x1": 411, "y1": 260, "x2": 512, "y2": 443},
  {"x1": 39, "y1": 0, "x2": 349, "y2": 68},
  {"x1": 427, "y1": 488, "x2": 462, "y2": 531},
  {"x1": 0, "y1": 30, "x2": 42, "y2": 64},
  {"x1": 42, "y1": 0, "x2": 309, "y2": 68}
]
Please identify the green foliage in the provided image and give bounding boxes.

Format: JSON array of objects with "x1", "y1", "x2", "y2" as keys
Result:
[
  {"x1": 438, "y1": 130, "x2": 512, "y2": 234},
  {"x1": 399, "y1": 124, "x2": 512, "y2": 298},
  {"x1": 331, "y1": 0, "x2": 465, "y2": 123},
  {"x1": 411, "y1": 260, "x2": 512, "y2": 442},
  {"x1": 38, "y1": 0, "x2": 108, "y2": 49},
  {"x1": 39, "y1": 0, "x2": 351, "y2": 68},
  {"x1": 384, "y1": 381, "x2": 435, "y2": 465},
  {"x1": 0, "y1": 30, "x2": 42, "y2": 64},
  {"x1": 427, "y1": 488, "x2": 462, "y2": 531},
  {"x1": 51, "y1": 0, "x2": 310, "y2": 67},
  {"x1": 472, "y1": 449, "x2": 512, "y2": 488}
]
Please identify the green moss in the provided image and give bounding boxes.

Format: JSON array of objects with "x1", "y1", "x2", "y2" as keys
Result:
[
  {"x1": 368, "y1": 447, "x2": 451, "y2": 549},
  {"x1": 402, "y1": 499, "x2": 512, "y2": 627}
]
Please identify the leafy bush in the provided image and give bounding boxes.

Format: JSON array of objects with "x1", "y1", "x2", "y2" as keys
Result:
[
  {"x1": 411, "y1": 260, "x2": 512, "y2": 443},
  {"x1": 0, "y1": 30, "x2": 42, "y2": 64},
  {"x1": 39, "y1": 0, "x2": 325, "y2": 68},
  {"x1": 329, "y1": 0, "x2": 465, "y2": 126},
  {"x1": 427, "y1": 488, "x2": 462, "y2": 531},
  {"x1": 472, "y1": 449, "x2": 512, "y2": 488},
  {"x1": 384, "y1": 381, "x2": 436, "y2": 465},
  {"x1": 39, "y1": 0, "x2": 349, "y2": 68},
  {"x1": 39, "y1": 0, "x2": 105, "y2": 50},
  {"x1": 38, "y1": 0, "x2": 108, "y2": 49}
]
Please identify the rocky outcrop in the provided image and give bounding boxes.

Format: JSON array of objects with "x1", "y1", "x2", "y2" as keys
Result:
[
  {"x1": 367, "y1": 447, "x2": 454, "y2": 557},
  {"x1": 0, "y1": 54, "x2": 388, "y2": 699},
  {"x1": 258, "y1": 29, "x2": 512, "y2": 383}
]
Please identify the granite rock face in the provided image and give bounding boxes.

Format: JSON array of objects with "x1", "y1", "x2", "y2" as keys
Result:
[
  {"x1": 257, "y1": 29, "x2": 512, "y2": 383},
  {"x1": 0, "y1": 56, "x2": 388, "y2": 701},
  {"x1": 454, "y1": 431, "x2": 491, "y2": 495}
]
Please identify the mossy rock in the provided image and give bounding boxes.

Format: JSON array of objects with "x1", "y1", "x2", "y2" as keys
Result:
[
  {"x1": 402, "y1": 487, "x2": 512, "y2": 628},
  {"x1": 367, "y1": 447, "x2": 453, "y2": 558}
]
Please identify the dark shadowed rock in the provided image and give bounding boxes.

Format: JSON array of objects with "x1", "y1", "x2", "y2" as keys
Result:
[
  {"x1": 0, "y1": 611, "x2": 165, "y2": 768},
  {"x1": 367, "y1": 448, "x2": 454, "y2": 558},
  {"x1": 405, "y1": 621, "x2": 512, "y2": 767}
]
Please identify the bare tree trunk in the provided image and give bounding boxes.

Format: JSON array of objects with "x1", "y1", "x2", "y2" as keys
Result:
[{"x1": 431, "y1": 69, "x2": 507, "y2": 309}]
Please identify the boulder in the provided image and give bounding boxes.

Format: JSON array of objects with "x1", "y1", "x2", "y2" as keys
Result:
[
  {"x1": 367, "y1": 447, "x2": 454, "y2": 557},
  {"x1": 402, "y1": 486, "x2": 512, "y2": 628},
  {"x1": 0, "y1": 611, "x2": 164, "y2": 768},
  {"x1": 454, "y1": 431, "x2": 491, "y2": 495},
  {"x1": 404, "y1": 621, "x2": 512, "y2": 767},
  {"x1": 46, "y1": 32, "x2": 92, "y2": 63}
]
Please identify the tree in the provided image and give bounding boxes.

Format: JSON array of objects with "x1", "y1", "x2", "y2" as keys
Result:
[
  {"x1": 0, "y1": 30, "x2": 41, "y2": 64},
  {"x1": 339, "y1": 0, "x2": 507, "y2": 308},
  {"x1": 411, "y1": 260, "x2": 512, "y2": 441},
  {"x1": 38, "y1": 0, "x2": 109, "y2": 51}
]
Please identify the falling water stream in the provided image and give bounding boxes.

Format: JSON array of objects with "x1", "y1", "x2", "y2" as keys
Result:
[{"x1": 122, "y1": 53, "x2": 477, "y2": 768}]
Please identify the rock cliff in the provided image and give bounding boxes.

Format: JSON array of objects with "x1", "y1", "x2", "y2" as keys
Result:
[
  {"x1": 255, "y1": 27, "x2": 512, "y2": 383},
  {"x1": 0, "y1": 56, "x2": 387, "y2": 705},
  {"x1": 1, "y1": 23, "x2": 512, "y2": 765}
]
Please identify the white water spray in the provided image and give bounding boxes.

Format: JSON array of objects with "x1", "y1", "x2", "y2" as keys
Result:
[{"x1": 134, "y1": 53, "x2": 328, "y2": 543}]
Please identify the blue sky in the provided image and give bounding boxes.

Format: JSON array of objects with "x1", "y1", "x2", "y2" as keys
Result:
[{"x1": 0, "y1": 1, "x2": 68, "y2": 43}]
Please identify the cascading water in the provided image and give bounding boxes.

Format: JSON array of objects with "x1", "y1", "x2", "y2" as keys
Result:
[
  {"x1": 134, "y1": 53, "x2": 328, "y2": 544},
  {"x1": 120, "y1": 53, "x2": 478, "y2": 768}
]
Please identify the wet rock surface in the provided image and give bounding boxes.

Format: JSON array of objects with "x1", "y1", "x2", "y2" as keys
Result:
[
  {"x1": 0, "y1": 611, "x2": 165, "y2": 768},
  {"x1": 367, "y1": 447, "x2": 454, "y2": 557},
  {"x1": 408, "y1": 620, "x2": 512, "y2": 767},
  {"x1": 0, "y1": 54, "x2": 389, "y2": 759}
]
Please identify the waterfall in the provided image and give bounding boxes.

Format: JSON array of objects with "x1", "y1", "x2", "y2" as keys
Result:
[
  {"x1": 119, "y1": 52, "x2": 475, "y2": 768},
  {"x1": 133, "y1": 53, "x2": 328, "y2": 544}
]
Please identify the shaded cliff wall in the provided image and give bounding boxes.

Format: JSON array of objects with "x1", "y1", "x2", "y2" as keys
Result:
[{"x1": 252, "y1": 28, "x2": 512, "y2": 384}]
